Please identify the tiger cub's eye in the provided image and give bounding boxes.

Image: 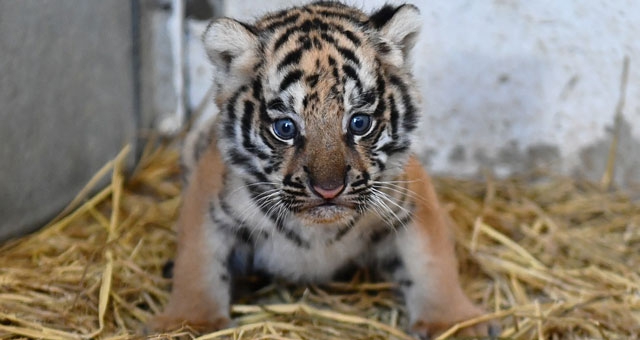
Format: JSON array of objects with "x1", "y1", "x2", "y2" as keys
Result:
[
  {"x1": 272, "y1": 118, "x2": 297, "y2": 140},
  {"x1": 349, "y1": 114, "x2": 372, "y2": 135}
]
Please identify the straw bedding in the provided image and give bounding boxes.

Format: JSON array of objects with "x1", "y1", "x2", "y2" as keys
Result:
[{"x1": 0, "y1": 139, "x2": 638, "y2": 340}]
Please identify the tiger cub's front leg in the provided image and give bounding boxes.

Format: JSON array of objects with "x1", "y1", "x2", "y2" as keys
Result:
[
  {"x1": 385, "y1": 157, "x2": 494, "y2": 338},
  {"x1": 148, "y1": 141, "x2": 233, "y2": 332}
]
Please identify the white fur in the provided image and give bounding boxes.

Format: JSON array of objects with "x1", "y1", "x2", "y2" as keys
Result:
[
  {"x1": 202, "y1": 19, "x2": 258, "y2": 73},
  {"x1": 378, "y1": 5, "x2": 422, "y2": 68}
]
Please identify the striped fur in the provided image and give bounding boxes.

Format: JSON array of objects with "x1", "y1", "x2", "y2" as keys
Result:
[{"x1": 151, "y1": 2, "x2": 496, "y2": 338}]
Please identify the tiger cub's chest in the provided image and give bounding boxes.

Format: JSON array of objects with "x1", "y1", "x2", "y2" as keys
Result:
[
  {"x1": 218, "y1": 187, "x2": 384, "y2": 282},
  {"x1": 252, "y1": 228, "x2": 369, "y2": 282}
]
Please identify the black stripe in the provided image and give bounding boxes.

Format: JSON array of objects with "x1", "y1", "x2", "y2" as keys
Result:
[
  {"x1": 348, "y1": 186, "x2": 369, "y2": 195},
  {"x1": 342, "y1": 65, "x2": 361, "y2": 88},
  {"x1": 368, "y1": 5, "x2": 402, "y2": 29},
  {"x1": 331, "y1": 218, "x2": 358, "y2": 243},
  {"x1": 350, "y1": 171, "x2": 370, "y2": 188},
  {"x1": 280, "y1": 70, "x2": 303, "y2": 91},
  {"x1": 375, "y1": 71, "x2": 386, "y2": 96},
  {"x1": 253, "y1": 60, "x2": 264, "y2": 72},
  {"x1": 300, "y1": 18, "x2": 330, "y2": 32},
  {"x1": 388, "y1": 95, "x2": 400, "y2": 138},
  {"x1": 380, "y1": 256, "x2": 402, "y2": 273},
  {"x1": 283, "y1": 174, "x2": 305, "y2": 189},
  {"x1": 218, "y1": 200, "x2": 257, "y2": 244},
  {"x1": 372, "y1": 93, "x2": 386, "y2": 118},
  {"x1": 378, "y1": 141, "x2": 410, "y2": 155},
  {"x1": 228, "y1": 148, "x2": 269, "y2": 182},
  {"x1": 241, "y1": 100, "x2": 269, "y2": 160},
  {"x1": 397, "y1": 279, "x2": 413, "y2": 287},
  {"x1": 336, "y1": 46, "x2": 360, "y2": 66},
  {"x1": 228, "y1": 147, "x2": 252, "y2": 166},
  {"x1": 283, "y1": 188, "x2": 306, "y2": 197},
  {"x1": 246, "y1": 195, "x2": 309, "y2": 249},
  {"x1": 311, "y1": 1, "x2": 349, "y2": 10},
  {"x1": 391, "y1": 211, "x2": 413, "y2": 230},
  {"x1": 344, "y1": 131, "x2": 355, "y2": 147},
  {"x1": 305, "y1": 92, "x2": 319, "y2": 110},
  {"x1": 370, "y1": 123, "x2": 387, "y2": 145},
  {"x1": 320, "y1": 32, "x2": 335, "y2": 44},
  {"x1": 331, "y1": 65, "x2": 340, "y2": 84},
  {"x1": 258, "y1": 94, "x2": 270, "y2": 123},
  {"x1": 354, "y1": 90, "x2": 376, "y2": 109},
  {"x1": 273, "y1": 26, "x2": 297, "y2": 50},
  {"x1": 276, "y1": 220, "x2": 310, "y2": 249},
  {"x1": 376, "y1": 41, "x2": 392, "y2": 54},
  {"x1": 273, "y1": 19, "x2": 330, "y2": 52},
  {"x1": 394, "y1": 181, "x2": 411, "y2": 208},
  {"x1": 267, "y1": 98, "x2": 287, "y2": 113},
  {"x1": 401, "y1": 91, "x2": 418, "y2": 132},
  {"x1": 237, "y1": 21, "x2": 258, "y2": 36},
  {"x1": 264, "y1": 13, "x2": 300, "y2": 31},
  {"x1": 272, "y1": 17, "x2": 360, "y2": 51},
  {"x1": 294, "y1": 134, "x2": 306, "y2": 150},
  {"x1": 223, "y1": 86, "x2": 249, "y2": 141},
  {"x1": 252, "y1": 78, "x2": 263, "y2": 97},
  {"x1": 311, "y1": 36, "x2": 323, "y2": 49},
  {"x1": 277, "y1": 48, "x2": 304, "y2": 71},
  {"x1": 314, "y1": 9, "x2": 359, "y2": 22},
  {"x1": 226, "y1": 85, "x2": 248, "y2": 120},
  {"x1": 263, "y1": 8, "x2": 295, "y2": 22},
  {"x1": 297, "y1": 35, "x2": 313, "y2": 50},
  {"x1": 369, "y1": 228, "x2": 391, "y2": 243},
  {"x1": 338, "y1": 28, "x2": 361, "y2": 45},
  {"x1": 241, "y1": 100, "x2": 254, "y2": 147},
  {"x1": 389, "y1": 75, "x2": 418, "y2": 132},
  {"x1": 259, "y1": 130, "x2": 275, "y2": 150},
  {"x1": 247, "y1": 185, "x2": 310, "y2": 249}
]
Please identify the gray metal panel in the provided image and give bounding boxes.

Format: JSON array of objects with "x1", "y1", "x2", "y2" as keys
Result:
[{"x1": 0, "y1": 1, "x2": 137, "y2": 241}]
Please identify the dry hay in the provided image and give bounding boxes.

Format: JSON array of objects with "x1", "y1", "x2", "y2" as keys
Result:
[{"x1": 0, "y1": 139, "x2": 639, "y2": 340}]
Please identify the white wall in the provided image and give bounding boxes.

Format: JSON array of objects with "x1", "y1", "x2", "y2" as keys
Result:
[{"x1": 188, "y1": 0, "x2": 640, "y2": 185}]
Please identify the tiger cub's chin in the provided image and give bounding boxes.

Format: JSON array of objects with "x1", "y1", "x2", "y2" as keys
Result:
[
  {"x1": 296, "y1": 203, "x2": 355, "y2": 226},
  {"x1": 150, "y1": 2, "x2": 498, "y2": 338}
]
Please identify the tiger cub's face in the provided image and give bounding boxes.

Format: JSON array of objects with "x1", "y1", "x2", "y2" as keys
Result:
[{"x1": 204, "y1": 2, "x2": 422, "y2": 226}]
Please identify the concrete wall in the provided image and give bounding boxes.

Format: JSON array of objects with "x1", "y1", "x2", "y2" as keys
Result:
[
  {"x1": 0, "y1": 1, "x2": 136, "y2": 241},
  {"x1": 186, "y1": 0, "x2": 640, "y2": 186},
  {"x1": 1, "y1": 0, "x2": 637, "y2": 241}
]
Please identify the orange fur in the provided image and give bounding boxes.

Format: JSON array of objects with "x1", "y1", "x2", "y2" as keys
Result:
[
  {"x1": 402, "y1": 156, "x2": 492, "y2": 336},
  {"x1": 149, "y1": 129, "x2": 230, "y2": 332}
]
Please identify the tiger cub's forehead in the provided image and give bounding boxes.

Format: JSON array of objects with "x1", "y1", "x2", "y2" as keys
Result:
[{"x1": 255, "y1": 3, "x2": 381, "y2": 112}]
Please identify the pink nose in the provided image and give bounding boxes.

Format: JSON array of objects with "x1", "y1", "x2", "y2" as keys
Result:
[{"x1": 313, "y1": 184, "x2": 345, "y2": 200}]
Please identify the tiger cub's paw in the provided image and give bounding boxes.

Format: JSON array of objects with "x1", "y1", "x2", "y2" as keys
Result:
[{"x1": 410, "y1": 305, "x2": 500, "y2": 339}]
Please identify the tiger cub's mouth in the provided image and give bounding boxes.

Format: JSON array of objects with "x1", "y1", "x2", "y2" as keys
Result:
[{"x1": 297, "y1": 201, "x2": 357, "y2": 225}]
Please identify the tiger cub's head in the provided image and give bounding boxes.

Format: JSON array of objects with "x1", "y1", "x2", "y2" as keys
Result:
[{"x1": 204, "y1": 2, "x2": 422, "y2": 226}]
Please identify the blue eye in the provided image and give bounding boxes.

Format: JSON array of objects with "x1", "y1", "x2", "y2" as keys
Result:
[
  {"x1": 272, "y1": 118, "x2": 297, "y2": 140},
  {"x1": 349, "y1": 114, "x2": 372, "y2": 135}
]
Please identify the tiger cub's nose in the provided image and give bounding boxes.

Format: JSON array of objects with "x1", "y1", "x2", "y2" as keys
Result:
[{"x1": 311, "y1": 182, "x2": 345, "y2": 200}]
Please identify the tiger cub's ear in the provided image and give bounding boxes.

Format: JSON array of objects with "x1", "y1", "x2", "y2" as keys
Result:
[
  {"x1": 370, "y1": 4, "x2": 422, "y2": 68},
  {"x1": 202, "y1": 18, "x2": 258, "y2": 76}
]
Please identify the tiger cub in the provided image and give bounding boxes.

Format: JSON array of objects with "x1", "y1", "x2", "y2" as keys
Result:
[{"x1": 150, "y1": 2, "x2": 496, "y2": 338}]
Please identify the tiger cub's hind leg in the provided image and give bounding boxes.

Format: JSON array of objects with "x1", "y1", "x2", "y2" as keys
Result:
[
  {"x1": 388, "y1": 157, "x2": 497, "y2": 338},
  {"x1": 147, "y1": 141, "x2": 233, "y2": 333}
]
